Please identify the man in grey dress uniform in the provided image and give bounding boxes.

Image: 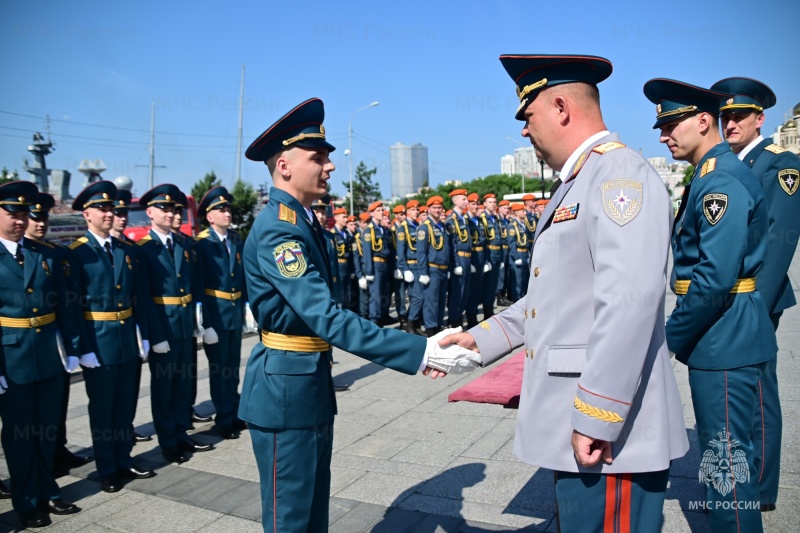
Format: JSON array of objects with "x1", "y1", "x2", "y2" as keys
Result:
[{"x1": 438, "y1": 54, "x2": 689, "y2": 533}]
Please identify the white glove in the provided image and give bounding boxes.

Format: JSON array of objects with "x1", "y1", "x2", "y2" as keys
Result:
[
  {"x1": 141, "y1": 340, "x2": 150, "y2": 358},
  {"x1": 394, "y1": 269, "x2": 403, "y2": 280},
  {"x1": 56, "y1": 331, "x2": 68, "y2": 369},
  {"x1": 203, "y1": 327, "x2": 219, "y2": 345},
  {"x1": 447, "y1": 272, "x2": 451, "y2": 280},
  {"x1": 403, "y1": 270, "x2": 414, "y2": 283},
  {"x1": 500, "y1": 262, "x2": 505, "y2": 270},
  {"x1": 515, "y1": 259, "x2": 523, "y2": 266},
  {"x1": 0, "y1": 376, "x2": 7, "y2": 394},
  {"x1": 243, "y1": 302, "x2": 257, "y2": 333},
  {"x1": 366, "y1": 275, "x2": 375, "y2": 282},
  {"x1": 419, "y1": 275, "x2": 430, "y2": 285},
  {"x1": 194, "y1": 303, "x2": 205, "y2": 339},
  {"x1": 483, "y1": 263, "x2": 492, "y2": 273},
  {"x1": 470, "y1": 264, "x2": 477, "y2": 273},
  {"x1": 79, "y1": 352, "x2": 101, "y2": 368},
  {"x1": 423, "y1": 327, "x2": 483, "y2": 374},
  {"x1": 358, "y1": 277, "x2": 368, "y2": 290},
  {"x1": 152, "y1": 341, "x2": 171, "y2": 353},
  {"x1": 66, "y1": 356, "x2": 80, "y2": 373},
  {"x1": 454, "y1": 266, "x2": 463, "y2": 276}
]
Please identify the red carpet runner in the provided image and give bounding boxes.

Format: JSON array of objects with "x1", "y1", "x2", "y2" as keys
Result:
[{"x1": 447, "y1": 351, "x2": 524, "y2": 409}]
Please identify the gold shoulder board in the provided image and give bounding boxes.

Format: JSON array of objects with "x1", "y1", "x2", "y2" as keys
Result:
[
  {"x1": 592, "y1": 141, "x2": 627, "y2": 154},
  {"x1": 69, "y1": 237, "x2": 89, "y2": 250},
  {"x1": 764, "y1": 144, "x2": 787, "y2": 154},
  {"x1": 136, "y1": 235, "x2": 153, "y2": 246},
  {"x1": 279, "y1": 204, "x2": 296, "y2": 224},
  {"x1": 34, "y1": 238, "x2": 55, "y2": 249},
  {"x1": 700, "y1": 158, "x2": 717, "y2": 177},
  {"x1": 197, "y1": 229, "x2": 211, "y2": 239}
]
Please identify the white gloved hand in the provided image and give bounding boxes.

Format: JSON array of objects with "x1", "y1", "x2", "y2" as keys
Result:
[
  {"x1": 515, "y1": 259, "x2": 523, "y2": 266},
  {"x1": 66, "y1": 356, "x2": 80, "y2": 373},
  {"x1": 203, "y1": 327, "x2": 219, "y2": 345},
  {"x1": 423, "y1": 327, "x2": 483, "y2": 374},
  {"x1": 483, "y1": 263, "x2": 492, "y2": 273},
  {"x1": 194, "y1": 303, "x2": 205, "y2": 339},
  {"x1": 152, "y1": 341, "x2": 171, "y2": 354},
  {"x1": 500, "y1": 262, "x2": 505, "y2": 270},
  {"x1": 366, "y1": 275, "x2": 375, "y2": 282},
  {"x1": 243, "y1": 302, "x2": 257, "y2": 333},
  {"x1": 79, "y1": 352, "x2": 101, "y2": 368},
  {"x1": 447, "y1": 272, "x2": 451, "y2": 280},
  {"x1": 56, "y1": 331, "x2": 68, "y2": 368},
  {"x1": 141, "y1": 340, "x2": 150, "y2": 358},
  {"x1": 470, "y1": 264, "x2": 477, "y2": 273},
  {"x1": 0, "y1": 376, "x2": 7, "y2": 394},
  {"x1": 358, "y1": 277, "x2": 368, "y2": 290},
  {"x1": 419, "y1": 275, "x2": 430, "y2": 285},
  {"x1": 394, "y1": 269, "x2": 403, "y2": 280},
  {"x1": 454, "y1": 266, "x2": 463, "y2": 276},
  {"x1": 403, "y1": 270, "x2": 414, "y2": 283}
]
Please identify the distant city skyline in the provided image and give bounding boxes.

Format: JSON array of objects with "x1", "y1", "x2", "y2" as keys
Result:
[{"x1": 390, "y1": 142, "x2": 428, "y2": 199}]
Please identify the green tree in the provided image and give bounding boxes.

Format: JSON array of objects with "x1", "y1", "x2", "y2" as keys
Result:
[
  {"x1": 191, "y1": 171, "x2": 221, "y2": 202},
  {"x1": 682, "y1": 165, "x2": 695, "y2": 185},
  {"x1": 0, "y1": 168, "x2": 18, "y2": 185},
  {"x1": 345, "y1": 161, "x2": 381, "y2": 214},
  {"x1": 230, "y1": 178, "x2": 258, "y2": 239}
]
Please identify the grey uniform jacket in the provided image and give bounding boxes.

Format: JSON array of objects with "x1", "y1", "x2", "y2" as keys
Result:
[{"x1": 469, "y1": 133, "x2": 689, "y2": 474}]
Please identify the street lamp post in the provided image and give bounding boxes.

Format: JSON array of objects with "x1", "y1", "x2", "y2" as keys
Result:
[
  {"x1": 539, "y1": 159, "x2": 546, "y2": 198},
  {"x1": 505, "y1": 136, "x2": 524, "y2": 194},
  {"x1": 348, "y1": 101, "x2": 380, "y2": 214}
]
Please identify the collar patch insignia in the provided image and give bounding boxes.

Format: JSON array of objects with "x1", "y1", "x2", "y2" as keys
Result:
[
  {"x1": 601, "y1": 179, "x2": 643, "y2": 226},
  {"x1": 274, "y1": 241, "x2": 307, "y2": 277},
  {"x1": 553, "y1": 203, "x2": 579, "y2": 223},
  {"x1": 702, "y1": 193, "x2": 728, "y2": 225},
  {"x1": 779, "y1": 169, "x2": 799, "y2": 195}
]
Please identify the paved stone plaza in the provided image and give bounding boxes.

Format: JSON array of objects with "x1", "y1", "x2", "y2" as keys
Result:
[{"x1": 2, "y1": 256, "x2": 800, "y2": 531}]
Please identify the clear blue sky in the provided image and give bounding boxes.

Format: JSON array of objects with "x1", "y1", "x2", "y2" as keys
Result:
[{"x1": 1, "y1": 0, "x2": 798, "y2": 200}]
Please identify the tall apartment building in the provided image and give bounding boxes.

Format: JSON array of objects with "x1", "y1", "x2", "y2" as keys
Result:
[
  {"x1": 390, "y1": 142, "x2": 428, "y2": 198},
  {"x1": 500, "y1": 154, "x2": 515, "y2": 175}
]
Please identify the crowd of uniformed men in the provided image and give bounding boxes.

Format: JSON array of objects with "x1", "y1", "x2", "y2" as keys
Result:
[
  {"x1": 0, "y1": 179, "x2": 250, "y2": 528},
  {"x1": 320, "y1": 191, "x2": 548, "y2": 336}
]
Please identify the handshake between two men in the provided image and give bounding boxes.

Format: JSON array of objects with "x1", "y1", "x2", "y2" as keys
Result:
[{"x1": 421, "y1": 328, "x2": 482, "y2": 378}]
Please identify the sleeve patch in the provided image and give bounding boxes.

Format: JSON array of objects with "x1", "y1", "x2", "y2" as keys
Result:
[
  {"x1": 397, "y1": 231, "x2": 405, "y2": 241},
  {"x1": 778, "y1": 169, "x2": 799, "y2": 195},
  {"x1": 601, "y1": 179, "x2": 642, "y2": 226},
  {"x1": 274, "y1": 241, "x2": 307, "y2": 277},
  {"x1": 417, "y1": 230, "x2": 426, "y2": 241},
  {"x1": 702, "y1": 193, "x2": 728, "y2": 225}
]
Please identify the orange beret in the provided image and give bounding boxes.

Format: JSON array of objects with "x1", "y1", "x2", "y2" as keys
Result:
[
  {"x1": 445, "y1": 209, "x2": 453, "y2": 216},
  {"x1": 483, "y1": 193, "x2": 496, "y2": 200},
  {"x1": 359, "y1": 212, "x2": 370, "y2": 221},
  {"x1": 419, "y1": 205, "x2": 428, "y2": 213},
  {"x1": 426, "y1": 196, "x2": 443, "y2": 207},
  {"x1": 511, "y1": 203, "x2": 525, "y2": 211},
  {"x1": 392, "y1": 205, "x2": 405, "y2": 214},
  {"x1": 332, "y1": 207, "x2": 347, "y2": 215},
  {"x1": 534, "y1": 199, "x2": 547, "y2": 206},
  {"x1": 449, "y1": 188, "x2": 468, "y2": 197},
  {"x1": 467, "y1": 193, "x2": 479, "y2": 202},
  {"x1": 347, "y1": 215, "x2": 356, "y2": 222},
  {"x1": 368, "y1": 201, "x2": 383, "y2": 212},
  {"x1": 522, "y1": 193, "x2": 536, "y2": 201},
  {"x1": 405, "y1": 199, "x2": 419, "y2": 208},
  {"x1": 498, "y1": 199, "x2": 510, "y2": 206}
]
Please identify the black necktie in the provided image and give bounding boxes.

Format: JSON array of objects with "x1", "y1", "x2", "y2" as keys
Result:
[
  {"x1": 15, "y1": 245, "x2": 24, "y2": 266},
  {"x1": 104, "y1": 241, "x2": 114, "y2": 265},
  {"x1": 166, "y1": 237, "x2": 174, "y2": 256},
  {"x1": 222, "y1": 237, "x2": 230, "y2": 258}
]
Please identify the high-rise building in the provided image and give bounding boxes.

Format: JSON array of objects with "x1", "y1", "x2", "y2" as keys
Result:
[
  {"x1": 500, "y1": 154, "x2": 515, "y2": 175},
  {"x1": 513, "y1": 146, "x2": 537, "y2": 177},
  {"x1": 390, "y1": 142, "x2": 428, "y2": 198}
]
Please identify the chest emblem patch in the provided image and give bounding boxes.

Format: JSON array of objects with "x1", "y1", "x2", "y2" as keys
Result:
[
  {"x1": 274, "y1": 241, "x2": 307, "y2": 277},
  {"x1": 703, "y1": 193, "x2": 728, "y2": 225},
  {"x1": 602, "y1": 179, "x2": 642, "y2": 226},
  {"x1": 779, "y1": 169, "x2": 799, "y2": 196}
]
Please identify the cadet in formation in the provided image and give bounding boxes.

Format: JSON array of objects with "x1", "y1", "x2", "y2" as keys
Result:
[
  {"x1": 331, "y1": 207, "x2": 357, "y2": 312},
  {"x1": 238, "y1": 97, "x2": 471, "y2": 532},
  {"x1": 195, "y1": 186, "x2": 248, "y2": 440},
  {"x1": 69, "y1": 181, "x2": 156, "y2": 493},
  {"x1": 136, "y1": 184, "x2": 213, "y2": 463},
  {"x1": 506, "y1": 203, "x2": 530, "y2": 301},
  {"x1": 390, "y1": 204, "x2": 408, "y2": 330},
  {"x1": 354, "y1": 212, "x2": 371, "y2": 318},
  {"x1": 0, "y1": 181, "x2": 83, "y2": 528},
  {"x1": 711, "y1": 77, "x2": 800, "y2": 513},
  {"x1": 645, "y1": 78, "x2": 776, "y2": 532},
  {"x1": 442, "y1": 54, "x2": 689, "y2": 533},
  {"x1": 465, "y1": 192, "x2": 487, "y2": 328},
  {"x1": 417, "y1": 196, "x2": 452, "y2": 336},
  {"x1": 446, "y1": 189, "x2": 472, "y2": 328},
  {"x1": 397, "y1": 199, "x2": 423, "y2": 333},
  {"x1": 362, "y1": 201, "x2": 392, "y2": 325},
  {"x1": 480, "y1": 193, "x2": 504, "y2": 319}
]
